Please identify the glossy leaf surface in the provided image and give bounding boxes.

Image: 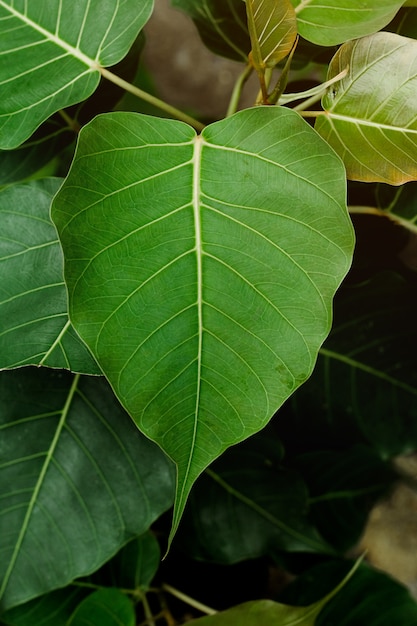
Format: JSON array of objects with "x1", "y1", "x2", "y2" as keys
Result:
[
  {"x1": 315, "y1": 32, "x2": 417, "y2": 185},
  {"x1": 291, "y1": 0, "x2": 403, "y2": 46},
  {"x1": 68, "y1": 589, "x2": 135, "y2": 626},
  {"x1": 0, "y1": 179, "x2": 100, "y2": 374},
  {"x1": 246, "y1": 0, "x2": 297, "y2": 69},
  {"x1": 0, "y1": 0, "x2": 153, "y2": 148},
  {"x1": 52, "y1": 107, "x2": 353, "y2": 541},
  {"x1": 0, "y1": 368, "x2": 174, "y2": 612}
]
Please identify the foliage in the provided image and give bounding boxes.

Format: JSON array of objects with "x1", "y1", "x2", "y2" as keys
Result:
[{"x1": 1, "y1": 0, "x2": 417, "y2": 623}]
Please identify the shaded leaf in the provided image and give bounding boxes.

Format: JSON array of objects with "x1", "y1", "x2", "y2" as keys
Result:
[
  {"x1": 287, "y1": 272, "x2": 417, "y2": 458},
  {"x1": 178, "y1": 434, "x2": 331, "y2": 563},
  {"x1": 293, "y1": 445, "x2": 395, "y2": 551},
  {"x1": 0, "y1": 178, "x2": 100, "y2": 374},
  {"x1": 0, "y1": 368, "x2": 175, "y2": 612},
  {"x1": 1, "y1": 588, "x2": 89, "y2": 626},
  {"x1": 315, "y1": 32, "x2": 417, "y2": 185},
  {"x1": 51, "y1": 107, "x2": 353, "y2": 543},
  {"x1": 291, "y1": 0, "x2": 403, "y2": 46},
  {"x1": 186, "y1": 558, "x2": 361, "y2": 625},
  {"x1": 67, "y1": 589, "x2": 135, "y2": 626},
  {"x1": 171, "y1": 0, "x2": 250, "y2": 62},
  {"x1": 281, "y1": 560, "x2": 417, "y2": 626},
  {"x1": 102, "y1": 531, "x2": 160, "y2": 591},
  {"x1": 0, "y1": 0, "x2": 153, "y2": 148},
  {"x1": 246, "y1": 0, "x2": 297, "y2": 70}
]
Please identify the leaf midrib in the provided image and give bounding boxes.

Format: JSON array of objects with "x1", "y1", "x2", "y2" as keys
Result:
[
  {"x1": 0, "y1": 374, "x2": 80, "y2": 602},
  {"x1": 0, "y1": 0, "x2": 99, "y2": 69}
]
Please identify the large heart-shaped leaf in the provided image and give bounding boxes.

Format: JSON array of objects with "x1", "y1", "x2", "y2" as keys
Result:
[
  {"x1": 315, "y1": 32, "x2": 417, "y2": 185},
  {"x1": 51, "y1": 106, "x2": 354, "y2": 542},
  {"x1": 0, "y1": 368, "x2": 175, "y2": 612},
  {"x1": 0, "y1": 178, "x2": 100, "y2": 374},
  {"x1": 0, "y1": 0, "x2": 153, "y2": 149},
  {"x1": 291, "y1": 0, "x2": 404, "y2": 46}
]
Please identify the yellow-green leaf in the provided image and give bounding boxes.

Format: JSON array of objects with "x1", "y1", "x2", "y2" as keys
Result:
[{"x1": 246, "y1": 0, "x2": 297, "y2": 70}]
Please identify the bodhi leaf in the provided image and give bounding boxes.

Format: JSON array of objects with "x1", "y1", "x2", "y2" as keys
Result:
[
  {"x1": 67, "y1": 589, "x2": 135, "y2": 626},
  {"x1": 0, "y1": 178, "x2": 100, "y2": 374},
  {"x1": 171, "y1": 0, "x2": 250, "y2": 62},
  {"x1": 0, "y1": 0, "x2": 153, "y2": 149},
  {"x1": 246, "y1": 0, "x2": 297, "y2": 70},
  {"x1": 291, "y1": 0, "x2": 404, "y2": 46},
  {"x1": 315, "y1": 32, "x2": 417, "y2": 185},
  {"x1": 0, "y1": 368, "x2": 175, "y2": 613},
  {"x1": 51, "y1": 106, "x2": 354, "y2": 543}
]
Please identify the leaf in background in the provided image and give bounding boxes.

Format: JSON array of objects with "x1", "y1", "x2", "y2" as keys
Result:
[
  {"x1": 101, "y1": 531, "x2": 161, "y2": 591},
  {"x1": 287, "y1": 272, "x2": 417, "y2": 458},
  {"x1": 315, "y1": 32, "x2": 417, "y2": 185},
  {"x1": 291, "y1": 0, "x2": 404, "y2": 46},
  {"x1": 280, "y1": 560, "x2": 417, "y2": 626},
  {"x1": 1, "y1": 588, "x2": 89, "y2": 626},
  {"x1": 0, "y1": 178, "x2": 100, "y2": 374},
  {"x1": 0, "y1": 0, "x2": 153, "y2": 148},
  {"x1": 171, "y1": 0, "x2": 250, "y2": 62},
  {"x1": 0, "y1": 368, "x2": 175, "y2": 612},
  {"x1": 67, "y1": 589, "x2": 135, "y2": 626},
  {"x1": 246, "y1": 0, "x2": 297, "y2": 71},
  {"x1": 185, "y1": 558, "x2": 361, "y2": 625},
  {"x1": 293, "y1": 445, "x2": 395, "y2": 552},
  {"x1": 177, "y1": 435, "x2": 331, "y2": 563},
  {"x1": 52, "y1": 107, "x2": 353, "y2": 543}
]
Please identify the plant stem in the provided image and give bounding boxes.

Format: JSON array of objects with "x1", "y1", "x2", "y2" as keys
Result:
[
  {"x1": 293, "y1": 91, "x2": 323, "y2": 112},
  {"x1": 99, "y1": 67, "x2": 205, "y2": 133},
  {"x1": 58, "y1": 109, "x2": 80, "y2": 133},
  {"x1": 137, "y1": 590, "x2": 156, "y2": 626},
  {"x1": 298, "y1": 110, "x2": 325, "y2": 118},
  {"x1": 161, "y1": 583, "x2": 217, "y2": 615},
  {"x1": 226, "y1": 63, "x2": 253, "y2": 117}
]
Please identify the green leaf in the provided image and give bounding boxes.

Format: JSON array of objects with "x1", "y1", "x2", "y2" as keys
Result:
[
  {"x1": 67, "y1": 589, "x2": 135, "y2": 626},
  {"x1": 0, "y1": 368, "x2": 174, "y2": 613},
  {"x1": 178, "y1": 434, "x2": 331, "y2": 563},
  {"x1": 315, "y1": 32, "x2": 417, "y2": 185},
  {"x1": 281, "y1": 560, "x2": 417, "y2": 626},
  {"x1": 0, "y1": 0, "x2": 153, "y2": 149},
  {"x1": 289, "y1": 272, "x2": 417, "y2": 458},
  {"x1": 294, "y1": 445, "x2": 395, "y2": 551},
  {"x1": 0, "y1": 178, "x2": 100, "y2": 374},
  {"x1": 1, "y1": 588, "x2": 89, "y2": 626},
  {"x1": 246, "y1": 0, "x2": 297, "y2": 69},
  {"x1": 185, "y1": 558, "x2": 362, "y2": 625},
  {"x1": 171, "y1": 0, "x2": 250, "y2": 62},
  {"x1": 51, "y1": 107, "x2": 354, "y2": 543},
  {"x1": 291, "y1": 0, "x2": 404, "y2": 46},
  {"x1": 103, "y1": 531, "x2": 160, "y2": 591}
]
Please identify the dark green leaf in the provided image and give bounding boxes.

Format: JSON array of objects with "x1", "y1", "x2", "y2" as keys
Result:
[
  {"x1": 103, "y1": 531, "x2": 160, "y2": 591},
  {"x1": 0, "y1": 178, "x2": 100, "y2": 374},
  {"x1": 0, "y1": 368, "x2": 174, "y2": 612},
  {"x1": 1, "y1": 588, "x2": 89, "y2": 626},
  {"x1": 171, "y1": 0, "x2": 250, "y2": 62},
  {"x1": 178, "y1": 433, "x2": 331, "y2": 562},
  {"x1": 51, "y1": 107, "x2": 353, "y2": 543},
  {"x1": 67, "y1": 589, "x2": 135, "y2": 626}
]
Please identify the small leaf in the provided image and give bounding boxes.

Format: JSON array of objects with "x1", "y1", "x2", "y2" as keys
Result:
[
  {"x1": 0, "y1": 368, "x2": 174, "y2": 612},
  {"x1": 246, "y1": 0, "x2": 297, "y2": 70},
  {"x1": 67, "y1": 589, "x2": 135, "y2": 626},
  {"x1": 315, "y1": 32, "x2": 417, "y2": 185},
  {"x1": 0, "y1": 178, "x2": 100, "y2": 374},
  {"x1": 291, "y1": 0, "x2": 404, "y2": 46},
  {"x1": 0, "y1": 0, "x2": 153, "y2": 148},
  {"x1": 103, "y1": 532, "x2": 161, "y2": 591}
]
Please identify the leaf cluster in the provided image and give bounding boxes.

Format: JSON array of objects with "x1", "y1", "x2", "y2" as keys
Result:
[{"x1": 1, "y1": 0, "x2": 417, "y2": 624}]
